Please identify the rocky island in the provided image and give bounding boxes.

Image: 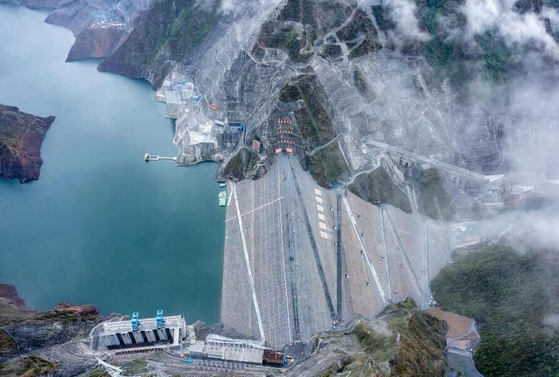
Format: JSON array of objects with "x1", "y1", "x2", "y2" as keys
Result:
[{"x1": 0, "y1": 104, "x2": 55, "y2": 183}]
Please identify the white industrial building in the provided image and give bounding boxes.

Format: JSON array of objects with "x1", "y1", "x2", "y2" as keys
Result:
[{"x1": 187, "y1": 334, "x2": 265, "y2": 364}]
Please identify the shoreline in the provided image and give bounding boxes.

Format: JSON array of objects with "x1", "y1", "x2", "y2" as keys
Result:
[{"x1": 0, "y1": 4, "x2": 224, "y2": 322}]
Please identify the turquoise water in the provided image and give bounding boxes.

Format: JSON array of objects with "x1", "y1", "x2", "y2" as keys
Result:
[{"x1": 0, "y1": 4, "x2": 224, "y2": 323}]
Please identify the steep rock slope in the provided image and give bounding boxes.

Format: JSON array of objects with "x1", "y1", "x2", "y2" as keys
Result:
[
  {"x1": 0, "y1": 105, "x2": 55, "y2": 183},
  {"x1": 286, "y1": 299, "x2": 448, "y2": 377},
  {"x1": 98, "y1": 0, "x2": 219, "y2": 88},
  {"x1": 1, "y1": 0, "x2": 153, "y2": 61},
  {"x1": 0, "y1": 284, "x2": 101, "y2": 362}
]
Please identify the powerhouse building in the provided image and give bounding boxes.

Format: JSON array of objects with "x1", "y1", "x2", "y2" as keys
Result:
[{"x1": 92, "y1": 312, "x2": 187, "y2": 351}]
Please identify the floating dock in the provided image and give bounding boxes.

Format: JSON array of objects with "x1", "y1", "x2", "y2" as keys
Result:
[
  {"x1": 219, "y1": 190, "x2": 227, "y2": 207},
  {"x1": 144, "y1": 153, "x2": 178, "y2": 162}
]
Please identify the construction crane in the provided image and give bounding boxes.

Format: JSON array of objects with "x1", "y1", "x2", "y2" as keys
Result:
[
  {"x1": 156, "y1": 310, "x2": 165, "y2": 329},
  {"x1": 131, "y1": 312, "x2": 140, "y2": 331}
]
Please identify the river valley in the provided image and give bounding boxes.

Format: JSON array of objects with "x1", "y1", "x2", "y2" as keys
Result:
[{"x1": 0, "y1": 4, "x2": 224, "y2": 323}]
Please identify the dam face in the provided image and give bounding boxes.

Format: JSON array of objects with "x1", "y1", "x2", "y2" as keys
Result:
[{"x1": 221, "y1": 155, "x2": 451, "y2": 348}]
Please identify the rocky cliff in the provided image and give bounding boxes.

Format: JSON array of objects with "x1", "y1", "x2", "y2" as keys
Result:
[
  {"x1": 0, "y1": 104, "x2": 55, "y2": 183},
  {"x1": 66, "y1": 24, "x2": 128, "y2": 62},
  {"x1": 286, "y1": 299, "x2": 448, "y2": 377},
  {"x1": 0, "y1": 0, "x2": 63, "y2": 8},
  {"x1": 98, "y1": 0, "x2": 219, "y2": 88},
  {"x1": 1, "y1": 0, "x2": 152, "y2": 61},
  {"x1": 0, "y1": 284, "x2": 102, "y2": 364}
]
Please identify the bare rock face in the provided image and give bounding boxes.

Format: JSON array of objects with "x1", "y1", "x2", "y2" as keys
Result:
[
  {"x1": 180, "y1": 142, "x2": 223, "y2": 166},
  {"x1": 220, "y1": 149, "x2": 260, "y2": 181},
  {"x1": 0, "y1": 284, "x2": 103, "y2": 362},
  {"x1": 54, "y1": 302, "x2": 99, "y2": 317},
  {"x1": 2, "y1": 0, "x2": 153, "y2": 61},
  {"x1": 0, "y1": 0, "x2": 65, "y2": 8},
  {"x1": 0, "y1": 104, "x2": 55, "y2": 183},
  {"x1": 66, "y1": 25, "x2": 128, "y2": 61}
]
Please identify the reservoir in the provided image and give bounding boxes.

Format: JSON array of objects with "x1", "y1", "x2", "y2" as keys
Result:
[{"x1": 0, "y1": 5, "x2": 224, "y2": 323}]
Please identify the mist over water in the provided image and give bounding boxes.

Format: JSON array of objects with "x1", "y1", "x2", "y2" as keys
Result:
[{"x1": 0, "y1": 4, "x2": 224, "y2": 323}]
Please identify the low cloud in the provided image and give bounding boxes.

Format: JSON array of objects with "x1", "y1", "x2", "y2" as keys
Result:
[
  {"x1": 465, "y1": 203, "x2": 559, "y2": 252},
  {"x1": 543, "y1": 313, "x2": 559, "y2": 328},
  {"x1": 387, "y1": 0, "x2": 430, "y2": 42},
  {"x1": 359, "y1": 0, "x2": 430, "y2": 43},
  {"x1": 461, "y1": 0, "x2": 559, "y2": 58},
  {"x1": 369, "y1": 319, "x2": 393, "y2": 337},
  {"x1": 219, "y1": 0, "x2": 282, "y2": 15}
]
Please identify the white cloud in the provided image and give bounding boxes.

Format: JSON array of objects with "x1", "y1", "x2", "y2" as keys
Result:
[
  {"x1": 386, "y1": 0, "x2": 430, "y2": 42},
  {"x1": 461, "y1": 0, "x2": 559, "y2": 58},
  {"x1": 219, "y1": 0, "x2": 282, "y2": 15},
  {"x1": 543, "y1": 313, "x2": 559, "y2": 328},
  {"x1": 542, "y1": 6, "x2": 559, "y2": 31}
]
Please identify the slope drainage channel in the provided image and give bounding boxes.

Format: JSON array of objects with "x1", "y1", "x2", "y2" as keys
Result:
[
  {"x1": 342, "y1": 195, "x2": 387, "y2": 304},
  {"x1": 280, "y1": 156, "x2": 301, "y2": 340},
  {"x1": 384, "y1": 207, "x2": 423, "y2": 296},
  {"x1": 287, "y1": 156, "x2": 336, "y2": 322},
  {"x1": 232, "y1": 184, "x2": 265, "y2": 343},
  {"x1": 336, "y1": 194, "x2": 344, "y2": 322}
]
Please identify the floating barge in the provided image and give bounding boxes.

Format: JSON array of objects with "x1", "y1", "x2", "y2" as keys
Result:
[{"x1": 219, "y1": 190, "x2": 227, "y2": 207}]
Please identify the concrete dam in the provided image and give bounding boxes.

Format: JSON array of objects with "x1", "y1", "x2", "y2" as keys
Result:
[{"x1": 221, "y1": 154, "x2": 452, "y2": 349}]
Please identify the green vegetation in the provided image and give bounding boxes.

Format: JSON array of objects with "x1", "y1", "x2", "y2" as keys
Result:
[
  {"x1": 349, "y1": 168, "x2": 412, "y2": 213},
  {"x1": 318, "y1": 299, "x2": 447, "y2": 376},
  {"x1": 354, "y1": 323, "x2": 395, "y2": 362},
  {"x1": 410, "y1": 0, "x2": 524, "y2": 87},
  {"x1": 0, "y1": 355, "x2": 59, "y2": 377},
  {"x1": 431, "y1": 244, "x2": 559, "y2": 376},
  {"x1": 100, "y1": 0, "x2": 218, "y2": 85},
  {"x1": 477, "y1": 32, "x2": 517, "y2": 81},
  {"x1": 309, "y1": 143, "x2": 349, "y2": 187},
  {"x1": 386, "y1": 299, "x2": 447, "y2": 376},
  {"x1": 278, "y1": 0, "x2": 317, "y2": 28},
  {"x1": 0, "y1": 303, "x2": 30, "y2": 327},
  {"x1": 166, "y1": 3, "x2": 217, "y2": 59},
  {"x1": 124, "y1": 359, "x2": 148, "y2": 375},
  {"x1": 281, "y1": 76, "x2": 336, "y2": 148},
  {"x1": 337, "y1": 9, "x2": 381, "y2": 59},
  {"x1": 257, "y1": 0, "x2": 323, "y2": 63},
  {"x1": 0, "y1": 329, "x2": 17, "y2": 354},
  {"x1": 85, "y1": 370, "x2": 110, "y2": 377},
  {"x1": 417, "y1": 168, "x2": 453, "y2": 220},
  {"x1": 256, "y1": 22, "x2": 314, "y2": 62},
  {"x1": 371, "y1": 5, "x2": 395, "y2": 32},
  {"x1": 223, "y1": 149, "x2": 259, "y2": 181},
  {"x1": 257, "y1": 18, "x2": 319, "y2": 62},
  {"x1": 320, "y1": 44, "x2": 342, "y2": 60},
  {"x1": 33, "y1": 309, "x2": 83, "y2": 323},
  {"x1": 414, "y1": 0, "x2": 475, "y2": 88},
  {"x1": 315, "y1": 1, "x2": 354, "y2": 33}
]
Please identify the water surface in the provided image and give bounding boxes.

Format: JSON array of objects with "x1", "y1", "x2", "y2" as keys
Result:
[{"x1": 0, "y1": 4, "x2": 224, "y2": 323}]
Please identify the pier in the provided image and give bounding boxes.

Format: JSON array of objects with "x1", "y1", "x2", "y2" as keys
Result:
[{"x1": 144, "y1": 153, "x2": 178, "y2": 162}]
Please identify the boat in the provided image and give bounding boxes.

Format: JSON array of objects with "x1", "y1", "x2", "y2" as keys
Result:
[{"x1": 219, "y1": 190, "x2": 227, "y2": 207}]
